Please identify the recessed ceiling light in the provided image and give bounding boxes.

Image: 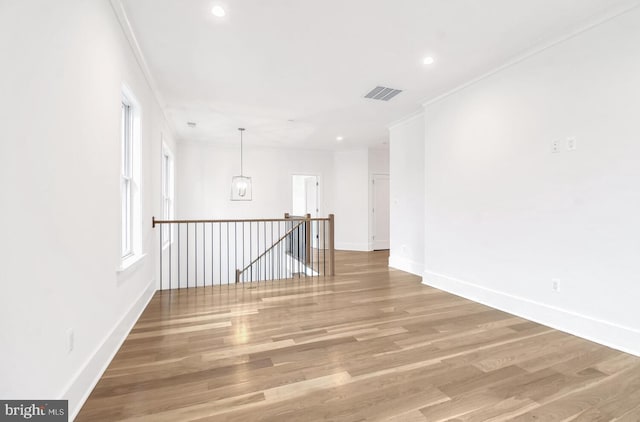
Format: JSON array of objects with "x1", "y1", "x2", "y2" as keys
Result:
[
  {"x1": 336, "y1": 136, "x2": 344, "y2": 142},
  {"x1": 211, "y1": 5, "x2": 226, "y2": 17},
  {"x1": 423, "y1": 56, "x2": 435, "y2": 65}
]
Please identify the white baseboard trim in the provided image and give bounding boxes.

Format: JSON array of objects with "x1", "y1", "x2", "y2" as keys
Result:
[
  {"x1": 389, "y1": 255, "x2": 424, "y2": 277},
  {"x1": 423, "y1": 270, "x2": 640, "y2": 357},
  {"x1": 63, "y1": 279, "x2": 157, "y2": 420},
  {"x1": 335, "y1": 242, "x2": 371, "y2": 252}
]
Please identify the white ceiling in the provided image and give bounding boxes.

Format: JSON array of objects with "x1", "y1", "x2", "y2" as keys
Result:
[{"x1": 121, "y1": 0, "x2": 635, "y2": 149}]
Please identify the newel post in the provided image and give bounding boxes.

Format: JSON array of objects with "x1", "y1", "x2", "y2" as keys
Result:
[
  {"x1": 305, "y1": 213, "x2": 311, "y2": 266},
  {"x1": 328, "y1": 214, "x2": 335, "y2": 276}
]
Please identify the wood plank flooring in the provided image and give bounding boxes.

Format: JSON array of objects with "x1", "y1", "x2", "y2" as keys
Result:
[{"x1": 77, "y1": 251, "x2": 640, "y2": 421}]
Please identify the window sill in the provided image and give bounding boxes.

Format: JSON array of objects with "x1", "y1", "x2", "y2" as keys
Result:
[{"x1": 117, "y1": 253, "x2": 147, "y2": 275}]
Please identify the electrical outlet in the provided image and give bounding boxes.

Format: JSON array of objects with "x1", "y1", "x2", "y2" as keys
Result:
[
  {"x1": 552, "y1": 279, "x2": 561, "y2": 293},
  {"x1": 551, "y1": 139, "x2": 561, "y2": 154},
  {"x1": 567, "y1": 137, "x2": 577, "y2": 151},
  {"x1": 67, "y1": 328, "x2": 74, "y2": 353}
]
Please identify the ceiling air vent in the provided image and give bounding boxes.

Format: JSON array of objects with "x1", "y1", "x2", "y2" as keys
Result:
[{"x1": 364, "y1": 86, "x2": 403, "y2": 101}]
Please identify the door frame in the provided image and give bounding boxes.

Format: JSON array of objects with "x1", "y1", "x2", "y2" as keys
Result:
[
  {"x1": 290, "y1": 173, "x2": 322, "y2": 248},
  {"x1": 289, "y1": 173, "x2": 321, "y2": 217},
  {"x1": 369, "y1": 173, "x2": 390, "y2": 251}
]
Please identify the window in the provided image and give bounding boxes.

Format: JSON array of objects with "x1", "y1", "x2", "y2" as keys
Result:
[
  {"x1": 121, "y1": 100, "x2": 133, "y2": 258},
  {"x1": 162, "y1": 145, "x2": 174, "y2": 245},
  {"x1": 120, "y1": 87, "x2": 141, "y2": 265}
]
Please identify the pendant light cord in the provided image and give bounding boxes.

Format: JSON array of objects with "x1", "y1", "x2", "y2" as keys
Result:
[{"x1": 239, "y1": 128, "x2": 245, "y2": 176}]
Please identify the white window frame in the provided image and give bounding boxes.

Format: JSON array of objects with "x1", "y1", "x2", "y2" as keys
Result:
[
  {"x1": 121, "y1": 100, "x2": 134, "y2": 258},
  {"x1": 120, "y1": 85, "x2": 142, "y2": 269},
  {"x1": 161, "y1": 143, "x2": 174, "y2": 247}
]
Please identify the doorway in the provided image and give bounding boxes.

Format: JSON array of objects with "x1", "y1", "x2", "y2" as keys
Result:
[
  {"x1": 371, "y1": 174, "x2": 390, "y2": 250},
  {"x1": 292, "y1": 174, "x2": 319, "y2": 247}
]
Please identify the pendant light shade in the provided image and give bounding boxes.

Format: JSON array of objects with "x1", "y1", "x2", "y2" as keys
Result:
[
  {"x1": 231, "y1": 128, "x2": 252, "y2": 201},
  {"x1": 231, "y1": 175, "x2": 251, "y2": 199}
]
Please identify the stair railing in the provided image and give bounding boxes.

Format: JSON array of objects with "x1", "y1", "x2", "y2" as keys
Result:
[
  {"x1": 235, "y1": 219, "x2": 305, "y2": 283},
  {"x1": 152, "y1": 214, "x2": 334, "y2": 290}
]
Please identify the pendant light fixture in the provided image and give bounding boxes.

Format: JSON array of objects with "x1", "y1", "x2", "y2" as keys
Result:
[{"x1": 230, "y1": 128, "x2": 252, "y2": 201}]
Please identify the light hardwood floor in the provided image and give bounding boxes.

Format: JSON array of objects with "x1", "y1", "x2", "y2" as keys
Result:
[{"x1": 78, "y1": 251, "x2": 640, "y2": 421}]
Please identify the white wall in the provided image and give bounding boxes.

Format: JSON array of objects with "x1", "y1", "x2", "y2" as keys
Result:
[
  {"x1": 389, "y1": 113, "x2": 425, "y2": 275},
  {"x1": 177, "y1": 143, "x2": 389, "y2": 253},
  {"x1": 291, "y1": 176, "x2": 308, "y2": 216},
  {"x1": 333, "y1": 149, "x2": 370, "y2": 250},
  {"x1": 0, "y1": 0, "x2": 177, "y2": 417},
  {"x1": 177, "y1": 142, "x2": 390, "y2": 254},
  {"x1": 177, "y1": 142, "x2": 334, "y2": 219},
  {"x1": 422, "y1": 8, "x2": 640, "y2": 355}
]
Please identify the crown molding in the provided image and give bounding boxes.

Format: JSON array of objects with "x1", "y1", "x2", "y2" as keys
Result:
[
  {"x1": 386, "y1": 109, "x2": 424, "y2": 131},
  {"x1": 108, "y1": 0, "x2": 178, "y2": 140}
]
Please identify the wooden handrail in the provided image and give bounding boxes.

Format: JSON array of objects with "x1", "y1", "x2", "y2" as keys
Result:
[
  {"x1": 153, "y1": 212, "x2": 335, "y2": 288},
  {"x1": 235, "y1": 219, "x2": 305, "y2": 283},
  {"x1": 152, "y1": 216, "x2": 329, "y2": 228}
]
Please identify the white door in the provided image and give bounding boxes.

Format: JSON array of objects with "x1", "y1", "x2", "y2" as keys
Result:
[
  {"x1": 292, "y1": 175, "x2": 317, "y2": 215},
  {"x1": 292, "y1": 175, "x2": 320, "y2": 248},
  {"x1": 304, "y1": 177, "x2": 320, "y2": 248},
  {"x1": 372, "y1": 174, "x2": 390, "y2": 250},
  {"x1": 304, "y1": 177, "x2": 318, "y2": 216}
]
